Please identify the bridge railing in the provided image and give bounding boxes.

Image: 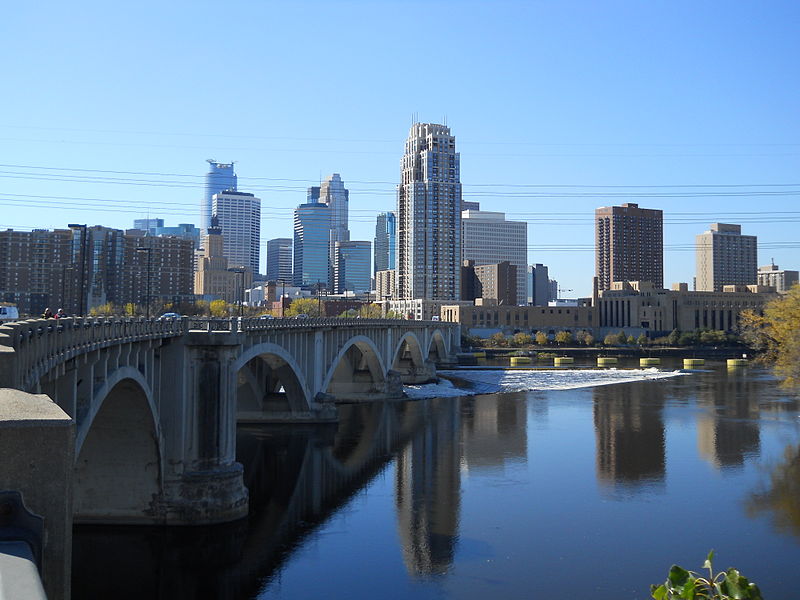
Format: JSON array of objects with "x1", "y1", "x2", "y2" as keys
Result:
[
  {"x1": 0, "y1": 316, "x2": 457, "y2": 389},
  {"x1": 230, "y1": 317, "x2": 456, "y2": 333},
  {"x1": 0, "y1": 317, "x2": 185, "y2": 389}
]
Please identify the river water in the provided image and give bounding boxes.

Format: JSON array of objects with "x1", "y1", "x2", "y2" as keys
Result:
[{"x1": 73, "y1": 360, "x2": 800, "y2": 599}]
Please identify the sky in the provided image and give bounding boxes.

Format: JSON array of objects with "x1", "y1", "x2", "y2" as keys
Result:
[{"x1": 3, "y1": 1, "x2": 799, "y2": 297}]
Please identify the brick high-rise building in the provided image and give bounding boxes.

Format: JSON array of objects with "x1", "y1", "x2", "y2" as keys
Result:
[
  {"x1": 595, "y1": 203, "x2": 663, "y2": 290},
  {"x1": 0, "y1": 226, "x2": 193, "y2": 316},
  {"x1": 397, "y1": 123, "x2": 462, "y2": 301}
]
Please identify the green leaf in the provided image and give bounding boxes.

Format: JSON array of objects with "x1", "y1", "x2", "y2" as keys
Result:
[
  {"x1": 745, "y1": 582, "x2": 765, "y2": 600},
  {"x1": 703, "y1": 550, "x2": 714, "y2": 571},
  {"x1": 668, "y1": 565, "x2": 692, "y2": 588},
  {"x1": 719, "y1": 570, "x2": 765, "y2": 600},
  {"x1": 651, "y1": 584, "x2": 667, "y2": 600},
  {"x1": 679, "y1": 578, "x2": 696, "y2": 599}
]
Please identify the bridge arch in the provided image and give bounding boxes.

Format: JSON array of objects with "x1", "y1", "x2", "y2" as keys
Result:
[
  {"x1": 232, "y1": 343, "x2": 312, "y2": 415},
  {"x1": 427, "y1": 329, "x2": 449, "y2": 365},
  {"x1": 391, "y1": 331, "x2": 436, "y2": 383},
  {"x1": 322, "y1": 335, "x2": 388, "y2": 401},
  {"x1": 74, "y1": 367, "x2": 162, "y2": 523}
]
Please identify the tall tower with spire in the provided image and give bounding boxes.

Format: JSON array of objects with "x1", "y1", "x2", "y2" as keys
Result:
[{"x1": 397, "y1": 123, "x2": 462, "y2": 300}]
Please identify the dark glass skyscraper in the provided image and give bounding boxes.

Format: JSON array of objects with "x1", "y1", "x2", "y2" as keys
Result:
[
  {"x1": 293, "y1": 198, "x2": 331, "y2": 287},
  {"x1": 202, "y1": 160, "x2": 237, "y2": 232},
  {"x1": 266, "y1": 238, "x2": 293, "y2": 282},
  {"x1": 374, "y1": 211, "x2": 396, "y2": 275}
]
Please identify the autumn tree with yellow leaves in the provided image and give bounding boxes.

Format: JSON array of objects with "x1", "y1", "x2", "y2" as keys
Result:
[{"x1": 741, "y1": 284, "x2": 800, "y2": 386}]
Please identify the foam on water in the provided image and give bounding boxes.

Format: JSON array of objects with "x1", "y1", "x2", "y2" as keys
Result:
[{"x1": 403, "y1": 367, "x2": 686, "y2": 399}]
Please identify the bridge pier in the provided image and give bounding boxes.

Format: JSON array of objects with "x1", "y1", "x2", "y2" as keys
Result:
[{"x1": 153, "y1": 340, "x2": 248, "y2": 525}]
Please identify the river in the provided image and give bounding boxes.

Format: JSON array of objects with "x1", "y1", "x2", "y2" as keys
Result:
[{"x1": 73, "y1": 359, "x2": 800, "y2": 599}]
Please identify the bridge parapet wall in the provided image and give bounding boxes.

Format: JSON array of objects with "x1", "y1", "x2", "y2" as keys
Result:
[{"x1": 0, "y1": 318, "x2": 185, "y2": 391}]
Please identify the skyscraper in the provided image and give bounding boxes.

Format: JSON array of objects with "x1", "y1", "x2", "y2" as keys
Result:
[
  {"x1": 319, "y1": 174, "x2": 350, "y2": 289},
  {"x1": 595, "y1": 203, "x2": 663, "y2": 290},
  {"x1": 461, "y1": 209, "x2": 527, "y2": 305},
  {"x1": 266, "y1": 238, "x2": 293, "y2": 282},
  {"x1": 211, "y1": 190, "x2": 261, "y2": 275},
  {"x1": 374, "y1": 211, "x2": 396, "y2": 274},
  {"x1": 293, "y1": 196, "x2": 331, "y2": 287},
  {"x1": 397, "y1": 123, "x2": 462, "y2": 300},
  {"x1": 202, "y1": 160, "x2": 237, "y2": 233},
  {"x1": 527, "y1": 263, "x2": 550, "y2": 305},
  {"x1": 696, "y1": 223, "x2": 757, "y2": 292},
  {"x1": 334, "y1": 240, "x2": 372, "y2": 294}
]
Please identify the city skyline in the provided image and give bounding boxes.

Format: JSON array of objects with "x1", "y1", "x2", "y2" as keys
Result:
[{"x1": 3, "y1": 2, "x2": 799, "y2": 297}]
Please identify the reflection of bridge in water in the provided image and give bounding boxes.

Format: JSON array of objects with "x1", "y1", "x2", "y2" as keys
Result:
[
  {"x1": 72, "y1": 392, "x2": 532, "y2": 598},
  {"x1": 72, "y1": 397, "x2": 463, "y2": 599}
]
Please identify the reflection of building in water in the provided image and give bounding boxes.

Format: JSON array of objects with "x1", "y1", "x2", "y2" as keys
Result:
[
  {"x1": 395, "y1": 398, "x2": 462, "y2": 575},
  {"x1": 696, "y1": 372, "x2": 760, "y2": 469},
  {"x1": 461, "y1": 395, "x2": 527, "y2": 470},
  {"x1": 593, "y1": 382, "x2": 665, "y2": 492}
]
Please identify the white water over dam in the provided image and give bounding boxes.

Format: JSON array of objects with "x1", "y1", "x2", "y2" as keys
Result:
[{"x1": 405, "y1": 368, "x2": 687, "y2": 398}]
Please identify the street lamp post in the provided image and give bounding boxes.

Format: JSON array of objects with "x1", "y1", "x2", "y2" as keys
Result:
[
  {"x1": 136, "y1": 247, "x2": 152, "y2": 319},
  {"x1": 237, "y1": 270, "x2": 245, "y2": 318}
]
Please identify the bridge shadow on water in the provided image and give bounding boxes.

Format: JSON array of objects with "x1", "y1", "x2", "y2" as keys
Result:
[{"x1": 72, "y1": 398, "x2": 451, "y2": 599}]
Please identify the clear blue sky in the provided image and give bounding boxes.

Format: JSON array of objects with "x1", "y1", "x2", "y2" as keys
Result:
[{"x1": 3, "y1": 1, "x2": 799, "y2": 297}]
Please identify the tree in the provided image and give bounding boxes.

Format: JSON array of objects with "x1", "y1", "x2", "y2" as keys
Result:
[
  {"x1": 742, "y1": 284, "x2": 800, "y2": 385},
  {"x1": 677, "y1": 331, "x2": 696, "y2": 346},
  {"x1": 359, "y1": 303, "x2": 383, "y2": 319},
  {"x1": 626, "y1": 335, "x2": 636, "y2": 345},
  {"x1": 583, "y1": 333, "x2": 595, "y2": 346},
  {"x1": 604, "y1": 333, "x2": 620, "y2": 346},
  {"x1": 285, "y1": 297, "x2": 322, "y2": 317},
  {"x1": 554, "y1": 330, "x2": 573, "y2": 345},
  {"x1": 535, "y1": 331, "x2": 549, "y2": 345},
  {"x1": 637, "y1": 333, "x2": 649, "y2": 346},
  {"x1": 489, "y1": 332, "x2": 507, "y2": 347},
  {"x1": 699, "y1": 329, "x2": 726, "y2": 346},
  {"x1": 667, "y1": 328, "x2": 680, "y2": 346},
  {"x1": 89, "y1": 302, "x2": 115, "y2": 316},
  {"x1": 124, "y1": 303, "x2": 137, "y2": 317},
  {"x1": 511, "y1": 332, "x2": 532, "y2": 347},
  {"x1": 210, "y1": 299, "x2": 229, "y2": 317}
]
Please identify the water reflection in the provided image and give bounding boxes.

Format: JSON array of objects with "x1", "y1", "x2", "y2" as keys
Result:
[
  {"x1": 593, "y1": 381, "x2": 666, "y2": 494},
  {"x1": 461, "y1": 394, "x2": 527, "y2": 471},
  {"x1": 396, "y1": 398, "x2": 461, "y2": 576},
  {"x1": 73, "y1": 366, "x2": 800, "y2": 599},
  {"x1": 696, "y1": 369, "x2": 760, "y2": 469},
  {"x1": 747, "y1": 444, "x2": 800, "y2": 538}
]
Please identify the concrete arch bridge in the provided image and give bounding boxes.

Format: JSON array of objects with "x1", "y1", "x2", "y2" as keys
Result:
[{"x1": 0, "y1": 316, "x2": 459, "y2": 526}]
